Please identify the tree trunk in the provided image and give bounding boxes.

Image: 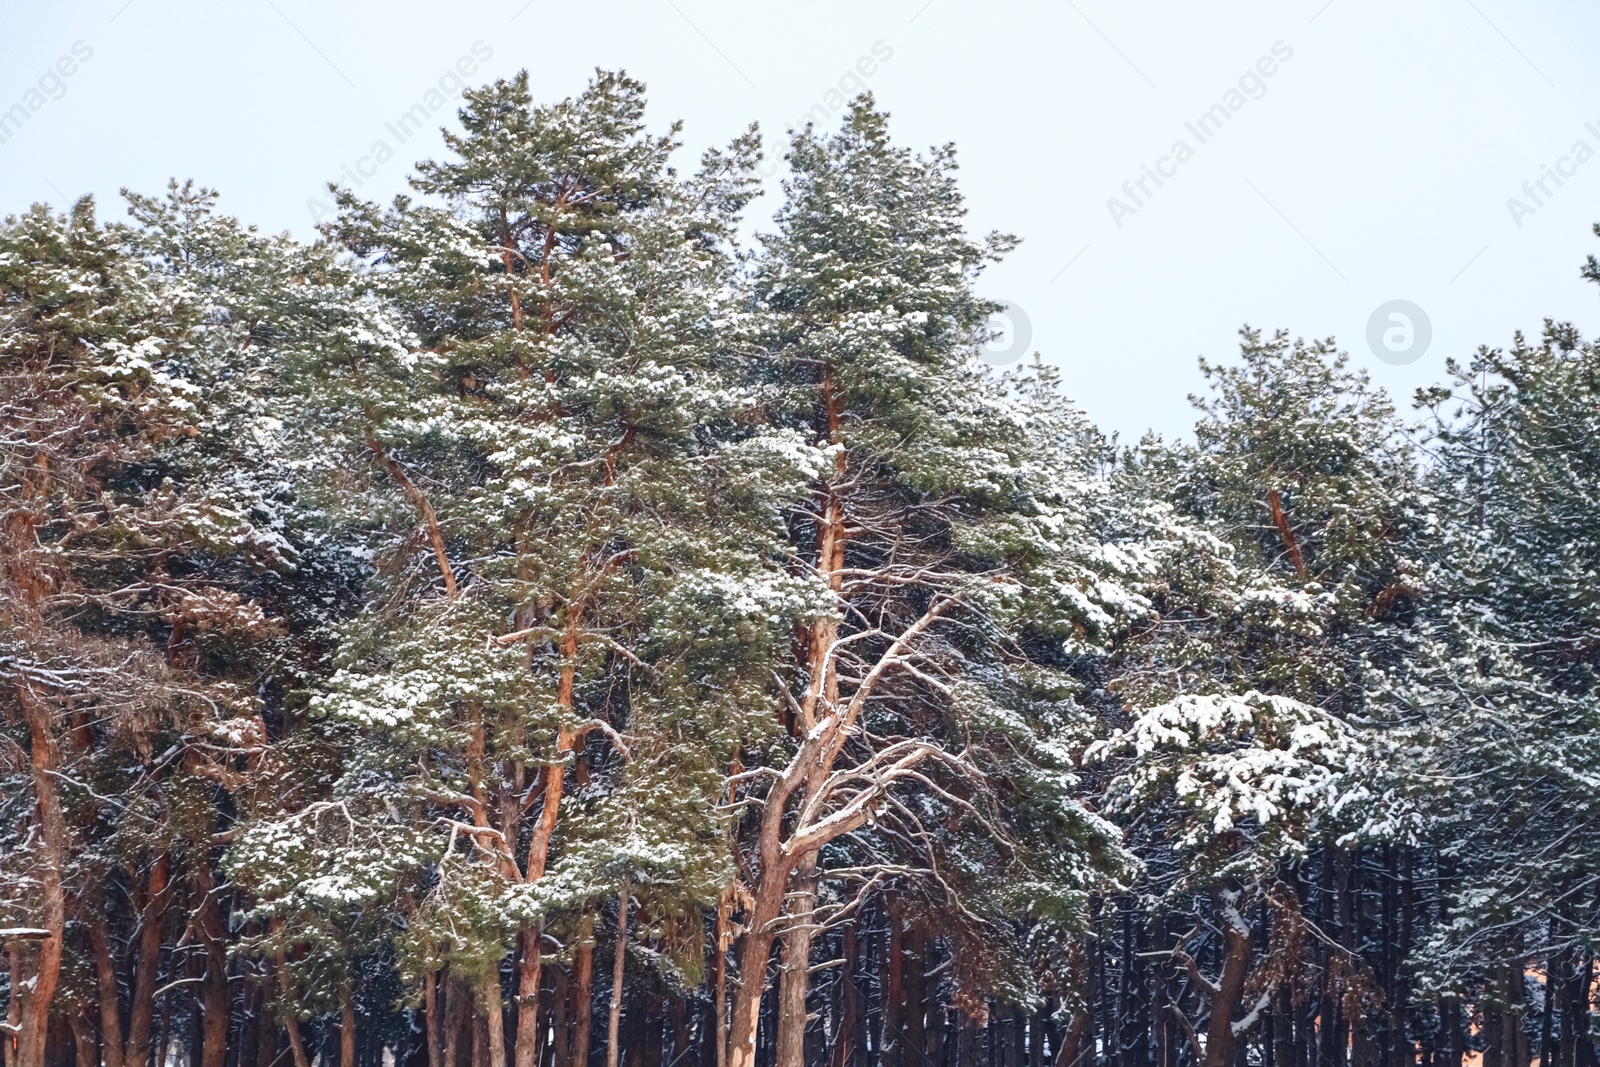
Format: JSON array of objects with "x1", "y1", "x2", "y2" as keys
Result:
[
  {"x1": 254, "y1": 978, "x2": 279, "y2": 1067},
  {"x1": 712, "y1": 896, "x2": 730, "y2": 1067},
  {"x1": 1054, "y1": 1010, "x2": 1090, "y2": 1067},
  {"x1": 342, "y1": 978, "x2": 359, "y2": 1067},
  {"x1": 515, "y1": 928, "x2": 543, "y2": 1067},
  {"x1": 1574, "y1": 952, "x2": 1597, "y2": 1067},
  {"x1": 426, "y1": 970, "x2": 444, "y2": 1067},
  {"x1": 572, "y1": 913, "x2": 595, "y2": 1067},
  {"x1": 552, "y1": 968, "x2": 570, "y2": 1067},
  {"x1": 126, "y1": 855, "x2": 171, "y2": 1067},
  {"x1": 606, "y1": 876, "x2": 631, "y2": 1067},
  {"x1": 725, "y1": 874, "x2": 787, "y2": 1067},
  {"x1": 283, "y1": 979, "x2": 313, "y2": 1067},
  {"x1": 484, "y1": 968, "x2": 508, "y2": 1067},
  {"x1": 828, "y1": 928, "x2": 861, "y2": 1067},
  {"x1": 902, "y1": 926, "x2": 927, "y2": 1067},
  {"x1": 191, "y1": 862, "x2": 231, "y2": 1067},
  {"x1": 881, "y1": 917, "x2": 904, "y2": 1067},
  {"x1": 1202, "y1": 891, "x2": 1253, "y2": 1067},
  {"x1": 14, "y1": 682, "x2": 66, "y2": 1067},
  {"x1": 775, "y1": 855, "x2": 817, "y2": 1067},
  {"x1": 68, "y1": 1004, "x2": 97, "y2": 1067},
  {"x1": 364, "y1": 430, "x2": 456, "y2": 596},
  {"x1": 669, "y1": 996, "x2": 689, "y2": 1067},
  {"x1": 88, "y1": 916, "x2": 127, "y2": 1067},
  {"x1": 6, "y1": 948, "x2": 20, "y2": 1067}
]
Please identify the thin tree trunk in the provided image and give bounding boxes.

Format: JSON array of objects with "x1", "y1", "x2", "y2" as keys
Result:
[
  {"x1": 254, "y1": 977, "x2": 279, "y2": 1067},
  {"x1": 903, "y1": 926, "x2": 929, "y2": 1067},
  {"x1": 234, "y1": 972, "x2": 259, "y2": 1067},
  {"x1": 342, "y1": 979, "x2": 359, "y2": 1067},
  {"x1": 6, "y1": 948, "x2": 20, "y2": 1067},
  {"x1": 88, "y1": 915, "x2": 127, "y2": 1067},
  {"x1": 552, "y1": 968, "x2": 570, "y2": 1067},
  {"x1": 126, "y1": 855, "x2": 171, "y2": 1067},
  {"x1": 426, "y1": 971, "x2": 444, "y2": 1067},
  {"x1": 712, "y1": 894, "x2": 730, "y2": 1067},
  {"x1": 364, "y1": 430, "x2": 456, "y2": 596},
  {"x1": 882, "y1": 916, "x2": 904, "y2": 1067},
  {"x1": 828, "y1": 928, "x2": 861, "y2": 1067},
  {"x1": 155, "y1": 968, "x2": 176, "y2": 1067},
  {"x1": 484, "y1": 968, "x2": 508, "y2": 1067},
  {"x1": 668, "y1": 997, "x2": 688, "y2": 1067},
  {"x1": 1265, "y1": 487, "x2": 1307, "y2": 576},
  {"x1": 191, "y1": 862, "x2": 231, "y2": 1067},
  {"x1": 1574, "y1": 952, "x2": 1597, "y2": 1067},
  {"x1": 571, "y1": 913, "x2": 595, "y2": 1067},
  {"x1": 15, "y1": 682, "x2": 67, "y2": 1067},
  {"x1": 279, "y1": 966, "x2": 313, "y2": 1067},
  {"x1": 445, "y1": 977, "x2": 468, "y2": 1067},
  {"x1": 606, "y1": 876, "x2": 631, "y2": 1067}
]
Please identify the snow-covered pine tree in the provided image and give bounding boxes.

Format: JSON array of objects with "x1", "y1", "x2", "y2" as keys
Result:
[
  {"x1": 1099, "y1": 329, "x2": 1426, "y2": 1062},
  {"x1": 1392, "y1": 316, "x2": 1600, "y2": 1065},
  {"x1": 0, "y1": 187, "x2": 316, "y2": 1067},
  {"x1": 725, "y1": 98, "x2": 1146, "y2": 1067},
  {"x1": 236, "y1": 70, "x2": 818, "y2": 1067}
]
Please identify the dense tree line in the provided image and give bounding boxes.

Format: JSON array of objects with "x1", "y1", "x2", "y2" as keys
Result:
[{"x1": 4, "y1": 71, "x2": 1598, "y2": 1067}]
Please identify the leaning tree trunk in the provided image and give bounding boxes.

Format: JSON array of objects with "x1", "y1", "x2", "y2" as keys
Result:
[{"x1": 726, "y1": 872, "x2": 790, "y2": 1067}]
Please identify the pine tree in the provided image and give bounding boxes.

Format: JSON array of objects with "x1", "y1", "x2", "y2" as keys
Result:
[
  {"x1": 0, "y1": 186, "x2": 315, "y2": 1067},
  {"x1": 235, "y1": 70, "x2": 812, "y2": 1067},
  {"x1": 724, "y1": 98, "x2": 1144, "y2": 1067},
  {"x1": 1099, "y1": 329, "x2": 1427, "y2": 1061},
  {"x1": 1392, "y1": 318, "x2": 1600, "y2": 1063}
]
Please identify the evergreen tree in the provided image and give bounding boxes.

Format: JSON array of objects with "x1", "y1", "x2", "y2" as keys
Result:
[
  {"x1": 233, "y1": 70, "x2": 812, "y2": 1067},
  {"x1": 6, "y1": 67, "x2": 1600, "y2": 1067},
  {"x1": 726, "y1": 99, "x2": 1144, "y2": 1067},
  {"x1": 1390, "y1": 319, "x2": 1600, "y2": 1063},
  {"x1": 0, "y1": 186, "x2": 317, "y2": 1067},
  {"x1": 1100, "y1": 329, "x2": 1426, "y2": 1062}
]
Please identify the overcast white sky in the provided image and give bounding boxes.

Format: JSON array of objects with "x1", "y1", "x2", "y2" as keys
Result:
[{"x1": 3, "y1": 0, "x2": 1598, "y2": 441}]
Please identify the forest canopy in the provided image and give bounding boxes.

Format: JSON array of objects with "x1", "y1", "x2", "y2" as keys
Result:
[{"x1": 4, "y1": 69, "x2": 1599, "y2": 1067}]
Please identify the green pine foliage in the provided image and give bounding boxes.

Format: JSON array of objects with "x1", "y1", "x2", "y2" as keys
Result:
[{"x1": 4, "y1": 67, "x2": 1600, "y2": 1067}]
